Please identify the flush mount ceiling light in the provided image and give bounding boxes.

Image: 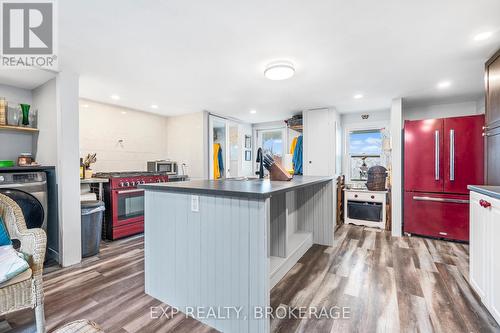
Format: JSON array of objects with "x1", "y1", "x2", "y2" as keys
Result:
[
  {"x1": 111, "y1": 94, "x2": 120, "y2": 100},
  {"x1": 474, "y1": 31, "x2": 493, "y2": 41},
  {"x1": 353, "y1": 94, "x2": 364, "y2": 99},
  {"x1": 437, "y1": 80, "x2": 451, "y2": 89},
  {"x1": 264, "y1": 61, "x2": 295, "y2": 80},
  {"x1": 250, "y1": 109, "x2": 257, "y2": 114},
  {"x1": 151, "y1": 104, "x2": 159, "y2": 109}
]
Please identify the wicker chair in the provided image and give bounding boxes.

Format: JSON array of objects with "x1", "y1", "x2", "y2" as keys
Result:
[{"x1": 0, "y1": 193, "x2": 46, "y2": 332}]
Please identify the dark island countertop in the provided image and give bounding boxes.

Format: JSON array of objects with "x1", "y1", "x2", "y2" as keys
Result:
[
  {"x1": 139, "y1": 175, "x2": 334, "y2": 199},
  {"x1": 468, "y1": 185, "x2": 500, "y2": 200}
]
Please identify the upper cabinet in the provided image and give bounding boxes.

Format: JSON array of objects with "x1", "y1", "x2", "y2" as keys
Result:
[{"x1": 486, "y1": 49, "x2": 500, "y2": 127}]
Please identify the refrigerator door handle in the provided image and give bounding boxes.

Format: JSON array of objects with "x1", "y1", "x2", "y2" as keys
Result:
[
  {"x1": 450, "y1": 129, "x2": 455, "y2": 181},
  {"x1": 413, "y1": 196, "x2": 469, "y2": 204},
  {"x1": 435, "y1": 130, "x2": 440, "y2": 180}
]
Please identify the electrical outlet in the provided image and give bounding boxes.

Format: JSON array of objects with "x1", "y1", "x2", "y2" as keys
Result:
[{"x1": 191, "y1": 195, "x2": 199, "y2": 212}]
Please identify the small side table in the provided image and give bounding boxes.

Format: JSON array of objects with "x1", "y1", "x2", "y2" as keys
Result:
[{"x1": 80, "y1": 178, "x2": 108, "y2": 201}]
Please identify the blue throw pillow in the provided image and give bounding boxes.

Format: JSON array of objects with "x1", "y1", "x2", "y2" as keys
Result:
[{"x1": 0, "y1": 216, "x2": 11, "y2": 246}]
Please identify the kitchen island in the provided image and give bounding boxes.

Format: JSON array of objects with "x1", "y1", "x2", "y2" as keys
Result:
[{"x1": 139, "y1": 176, "x2": 335, "y2": 333}]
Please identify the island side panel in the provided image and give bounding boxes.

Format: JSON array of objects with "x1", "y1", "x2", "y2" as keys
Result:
[
  {"x1": 270, "y1": 193, "x2": 287, "y2": 258},
  {"x1": 296, "y1": 180, "x2": 335, "y2": 246},
  {"x1": 144, "y1": 190, "x2": 270, "y2": 333}
]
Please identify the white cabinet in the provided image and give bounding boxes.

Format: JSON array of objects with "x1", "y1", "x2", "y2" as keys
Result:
[
  {"x1": 469, "y1": 190, "x2": 500, "y2": 324},
  {"x1": 302, "y1": 108, "x2": 338, "y2": 176}
]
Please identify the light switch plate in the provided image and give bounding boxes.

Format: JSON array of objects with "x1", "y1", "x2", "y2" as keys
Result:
[{"x1": 191, "y1": 195, "x2": 199, "y2": 212}]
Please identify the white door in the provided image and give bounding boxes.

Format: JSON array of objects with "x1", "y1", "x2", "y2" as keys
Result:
[
  {"x1": 303, "y1": 109, "x2": 336, "y2": 176},
  {"x1": 469, "y1": 193, "x2": 488, "y2": 301},
  {"x1": 488, "y1": 199, "x2": 500, "y2": 323}
]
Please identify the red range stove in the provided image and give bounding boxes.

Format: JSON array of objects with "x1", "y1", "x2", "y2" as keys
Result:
[{"x1": 95, "y1": 171, "x2": 169, "y2": 240}]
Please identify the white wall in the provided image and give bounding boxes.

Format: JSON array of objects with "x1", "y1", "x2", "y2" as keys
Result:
[
  {"x1": 0, "y1": 84, "x2": 34, "y2": 161},
  {"x1": 35, "y1": 72, "x2": 81, "y2": 267},
  {"x1": 239, "y1": 123, "x2": 253, "y2": 176},
  {"x1": 340, "y1": 110, "x2": 390, "y2": 180},
  {"x1": 403, "y1": 100, "x2": 484, "y2": 120},
  {"x1": 165, "y1": 111, "x2": 206, "y2": 179},
  {"x1": 33, "y1": 79, "x2": 57, "y2": 165},
  {"x1": 79, "y1": 100, "x2": 168, "y2": 172},
  {"x1": 390, "y1": 99, "x2": 403, "y2": 237}
]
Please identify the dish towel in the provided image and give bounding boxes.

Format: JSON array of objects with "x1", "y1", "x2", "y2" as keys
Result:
[{"x1": 292, "y1": 135, "x2": 303, "y2": 175}]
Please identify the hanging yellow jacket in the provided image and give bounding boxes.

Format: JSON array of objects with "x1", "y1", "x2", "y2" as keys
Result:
[
  {"x1": 214, "y1": 143, "x2": 221, "y2": 179},
  {"x1": 290, "y1": 136, "x2": 298, "y2": 155}
]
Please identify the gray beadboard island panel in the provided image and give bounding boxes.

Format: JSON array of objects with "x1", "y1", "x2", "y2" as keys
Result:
[
  {"x1": 143, "y1": 177, "x2": 335, "y2": 333},
  {"x1": 144, "y1": 190, "x2": 270, "y2": 333}
]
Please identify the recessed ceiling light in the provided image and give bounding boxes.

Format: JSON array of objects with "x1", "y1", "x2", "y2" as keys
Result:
[
  {"x1": 111, "y1": 94, "x2": 120, "y2": 100},
  {"x1": 264, "y1": 61, "x2": 295, "y2": 80},
  {"x1": 81, "y1": 104, "x2": 89, "y2": 108},
  {"x1": 474, "y1": 31, "x2": 493, "y2": 41},
  {"x1": 250, "y1": 109, "x2": 257, "y2": 114},
  {"x1": 353, "y1": 94, "x2": 364, "y2": 99},
  {"x1": 121, "y1": 111, "x2": 127, "y2": 115},
  {"x1": 437, "y1": 81, "x2": 451, "y2": 89},
  {"x1": 151, "y1": 104, "x2": 159, "y2": 109}
]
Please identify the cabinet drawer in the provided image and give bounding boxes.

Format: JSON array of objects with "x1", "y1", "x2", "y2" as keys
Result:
[{"x1": 345, "y1": 191, "x2": 385, "y2": 203}]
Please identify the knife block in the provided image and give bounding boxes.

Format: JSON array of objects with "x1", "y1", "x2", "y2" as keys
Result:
[{"x1": 269, "y1": 162, "x2": 293, "y2": 181}]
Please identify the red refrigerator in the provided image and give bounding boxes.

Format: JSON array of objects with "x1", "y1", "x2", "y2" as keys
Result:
[{"x1": 404, "y1": 115, "x2": 484, "y2": 241}]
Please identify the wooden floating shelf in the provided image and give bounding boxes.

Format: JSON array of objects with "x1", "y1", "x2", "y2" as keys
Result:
[{"x1": 0, "y1": 124, "x2": 39, "y2": 133}]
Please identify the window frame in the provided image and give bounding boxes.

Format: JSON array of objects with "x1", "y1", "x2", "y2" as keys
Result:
[{"x1": 344, "y1": 124, "x2": 386, "y2": 183}]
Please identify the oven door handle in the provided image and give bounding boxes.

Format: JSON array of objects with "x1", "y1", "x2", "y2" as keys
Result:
[
  {"x1": 117, "y1": 189, "x2": 145, "y2": 194},
  {"x1": 412, "y1": 196, "x2": 469, "y2": 204}
]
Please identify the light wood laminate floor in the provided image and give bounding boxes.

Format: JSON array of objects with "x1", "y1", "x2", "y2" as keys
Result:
[{"x1": 2, "y1": 225, "x2": 499, "y2": 332}]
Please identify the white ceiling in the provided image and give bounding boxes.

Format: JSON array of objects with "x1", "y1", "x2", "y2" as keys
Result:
[{"x1": 59, "y1": 0, "x2": 500, "y2": 122}]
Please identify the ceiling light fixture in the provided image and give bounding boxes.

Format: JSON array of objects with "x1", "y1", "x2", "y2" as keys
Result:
[
  {"x1": 353, "y1": 94, "x2": 364, "y2": 99},
  {"x1": 111, "y1": 94, "x2": 120, "y2": 100},
  {"x1": 264, "y1": 61, "x2": 295, "y2": 80},
  {"x1": 250, "y1": 109, "x2": 257, "y2": 114},
  {"x1": 121, "y1": 111, "x2": 127, "y2": 115},
  {"x1": 437, "y1": 81, "x2": 451, "y2": 89},
  {"x1": 474, "y1": 31, "x2": 493, "y2": 41},
  {"x1": 81, "y1": 104, "x2": 89, "y2": 108},
  {"x1": 151, "y1": 104, "x2": 159, "y2": 109}
]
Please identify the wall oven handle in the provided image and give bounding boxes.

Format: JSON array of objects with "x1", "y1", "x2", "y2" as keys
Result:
[
  {"x1": 435, "y1": 130, "x2": 440, "y2": 181},
  {"x1": 117, "y1": 189, "x2": 145, "y2": 194},
  {"x1": 413, "y1": 196, "x2": 469, "y2": 204},
  {"x1": 450, "y1": 129, "x2": 455, "y2": 181}
]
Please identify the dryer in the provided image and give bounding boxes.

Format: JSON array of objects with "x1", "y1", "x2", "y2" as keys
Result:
[{"x1": 0, "y1": 172, "x2": 48, "y2": 230}]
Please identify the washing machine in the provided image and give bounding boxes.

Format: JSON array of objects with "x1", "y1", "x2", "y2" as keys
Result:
[{"x1": 0, "y1": 172, "x2": 48, "y2": 230}]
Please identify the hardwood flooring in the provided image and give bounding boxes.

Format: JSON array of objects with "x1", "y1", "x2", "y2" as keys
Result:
[{"x1": 2, "y1": 225, "x2": 499, "y2": 332}]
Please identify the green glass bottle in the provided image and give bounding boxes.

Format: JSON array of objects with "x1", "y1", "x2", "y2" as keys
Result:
[{"x1": 20, "y1": 103, "x2": 30, "y2": 126}]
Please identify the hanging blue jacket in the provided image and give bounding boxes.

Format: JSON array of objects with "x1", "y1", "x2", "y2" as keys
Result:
[{"x1": 292, "y1": 135, "x2": 303, "y2": 175}]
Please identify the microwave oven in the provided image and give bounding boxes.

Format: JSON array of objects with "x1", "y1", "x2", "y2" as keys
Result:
[{"x1": 147, "y1": 160, "x2": 178, "y2": 175}]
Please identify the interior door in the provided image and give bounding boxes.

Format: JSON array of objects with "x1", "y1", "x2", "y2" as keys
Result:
[
  {"x1": 443, "y1": 115, "x2": 485, "y2": 194},
  {"x1": 404, "y1": 119, "x2": 444, "y2": 192},
  {"x1": 227, "y1": 122, "x2": 239, "y2": 178},
  {"x1": 303, "y1": 108, "x2": 335, "y2": 176}
]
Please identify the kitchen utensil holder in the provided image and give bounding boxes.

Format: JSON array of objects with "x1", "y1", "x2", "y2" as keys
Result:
[{"x1": 269, "y1": 162, "x2": 293, "y2": 181}]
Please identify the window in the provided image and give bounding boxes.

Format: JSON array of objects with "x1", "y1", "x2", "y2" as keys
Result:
[
  {"x1": 258, "y1": 129, "x2": 284, "y2": 157},
  {"x1": 348, "y1": 129, "x2": 382, "y2": 181}
]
